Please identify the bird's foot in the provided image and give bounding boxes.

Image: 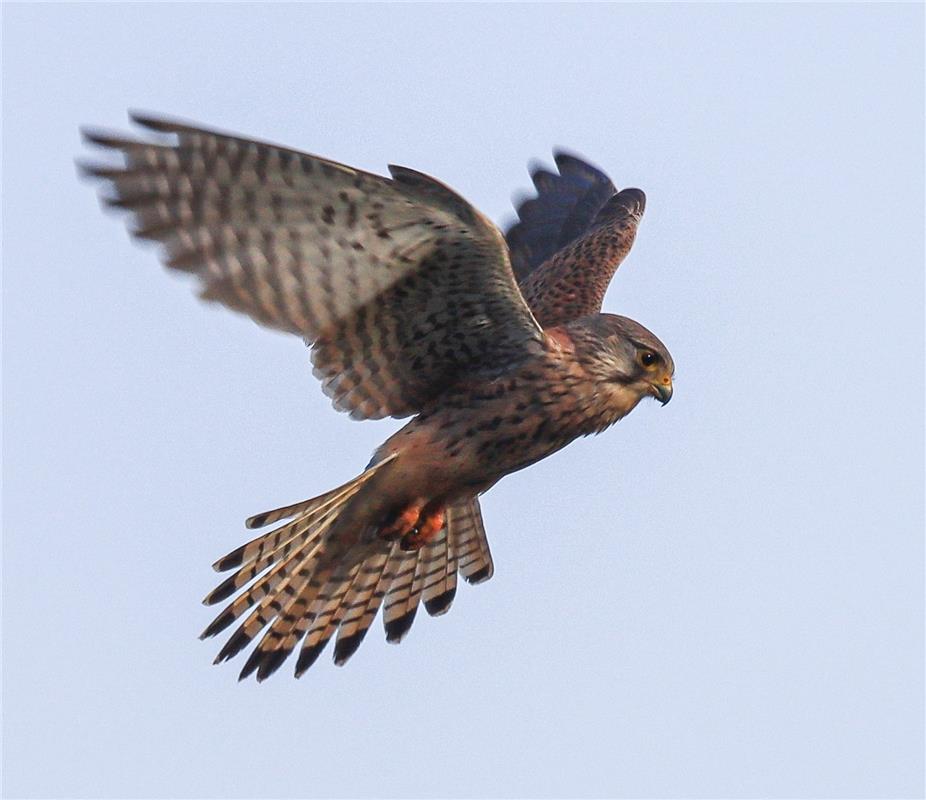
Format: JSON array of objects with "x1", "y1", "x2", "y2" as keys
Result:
[
  {"x1": 378, "y1": 502, "x2": 445, "y2": 551},
  {"x1": 378, "y1": 503, "x2": 423, "y2": 543},
  {"x1": 400, "y1": 505, "x2": 445, "y2": 551}
]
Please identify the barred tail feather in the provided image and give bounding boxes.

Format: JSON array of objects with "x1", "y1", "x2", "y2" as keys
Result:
[
  {"x1": 450, "y1": 497, "x2": 493, "y2": 584},
  {"x1": 421, "y1": 527, "x2": 458, "y2": 617},
  {"x1": 207, "y1": 533, "x2": 328, "y2": 658},
  {"x1": 240, "y1": 453, "x2": 396, "y2": 541},
  {"x1": 245, "y1": 480, "x2": 359, "y2": 531},
  {"x1": 332, "y1": 551, "x2": 397, "y2": 666},
  {"x1": 382, "y1": 552, "x2": 425, "y2": 644},
  {"x1": 241, "y1": 558, "x2": 363, "y2": 682},
  {"x1": 293, "y1": 565, "x2": 368, "y2": 676},
  {"x1": 202, "y1": 478, "x2": 495, "y2": 679},
  {"x1": 204, "y1": 512, "x2": 323, "y2": 606},
  {"x1": 242, "y1": 536, "x2": 378, "y2": 681},
  {"x1": 209, "y1": 456, "x2": 395, "y2": 579},
  {"x1": 201, "y1": 462, "x2": 390, "y2": 653},
  {"x1": 201, "y1": 494, "x2": 351, "y2": 641}
]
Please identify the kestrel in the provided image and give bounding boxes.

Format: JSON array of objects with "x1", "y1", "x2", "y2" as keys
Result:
[{"x1": 81, "y1": 114, "x2": 674, "y2": 681}]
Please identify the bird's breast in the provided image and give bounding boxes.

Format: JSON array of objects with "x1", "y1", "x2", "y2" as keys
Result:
[{"x1": 377, "y1": 348, "x2": 616, "y2": 501}]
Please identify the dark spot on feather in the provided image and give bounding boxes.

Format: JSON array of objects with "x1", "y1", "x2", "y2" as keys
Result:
[
  {"x1": 215, "y1": 628, "x2": 252, "y2": 663},
  {"x1": 256, "y1": 648, "x2": 290, "y2": 682},
  {"x1": 200, "y1": 608, "x2": 236, "y2": 639},
  {"x1": 333, "y1": 631, "x2": 368, "y2": 666},
  {"x1": 204, "y1": 575, "x2": 239, "y2": 606},
  {"x1": 214, "y1": 545, "x2": 247, "y2": 570},
  {"x1": 424, "y1": 588, "x2": 456, "y2": 617},
  {"x1": 384, "y1": 609, "x2": 418, "y2": 643},
  {"x1": 465, "y1": 565, "x2": 492, "y2": 585},
  {"x1": 294, "y1": 638, "x2": 331, "y2": 677},
  {"x1": 238, "y1": 648, "x2": 264, "y2": 680}
]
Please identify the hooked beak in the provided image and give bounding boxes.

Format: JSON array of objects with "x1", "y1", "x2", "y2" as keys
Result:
[{"x1": 652, "y1": 379, "x2": 673, "y2": 406}]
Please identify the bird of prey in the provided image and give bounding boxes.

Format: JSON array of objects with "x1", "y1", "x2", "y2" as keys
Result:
[{"x1": 81, "y1": 113, "x2": 674, "y2": 681}]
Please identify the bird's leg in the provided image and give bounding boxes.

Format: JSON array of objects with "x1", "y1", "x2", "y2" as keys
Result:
[
  {"x1": 378, "y1": 502, "x2": 424, "y2": 543},
  {"x1": 400, "y1": 503, "x2": 445, "y2": 552},
  {"x1": 377, "y1": 500, "x2": 446, "y2": 551}
]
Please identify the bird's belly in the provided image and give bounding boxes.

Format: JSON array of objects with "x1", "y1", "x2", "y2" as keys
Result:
[{"x1": 376, "y1": 394, "x2": 583, "y2": 504}]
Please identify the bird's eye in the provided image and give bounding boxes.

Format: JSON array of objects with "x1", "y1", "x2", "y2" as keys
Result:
[{"x1": 640, "y1": 351, "x2": 658, "y2": 368}]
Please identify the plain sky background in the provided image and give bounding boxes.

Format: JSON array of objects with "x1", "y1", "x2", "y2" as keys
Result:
[{"x1": 2, "y1": 3, "x2": 923, "y2": 798}]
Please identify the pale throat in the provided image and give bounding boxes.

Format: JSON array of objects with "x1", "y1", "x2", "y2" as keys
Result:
[{"x1": 581, "y1": 378, "x2": 647, "y2": 434}]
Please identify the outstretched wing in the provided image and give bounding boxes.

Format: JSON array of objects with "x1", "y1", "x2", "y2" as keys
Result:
[
  {"x1": 82, "y1": 113, "x2": 544, "y2": 420},
  {"x1": 506, "y1": 151, "x2": 618, "y2": 280},
  {"x1": 505, "y1": 151, "x2": 645, "y2": 328}
]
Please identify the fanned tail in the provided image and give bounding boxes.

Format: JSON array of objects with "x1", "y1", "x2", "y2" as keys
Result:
[{"x1": 202, "y1": 473, "x2": 495, "y2": 680}]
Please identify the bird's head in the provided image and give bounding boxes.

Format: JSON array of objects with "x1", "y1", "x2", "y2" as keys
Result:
[{"x1": 569, "y1": 313, "x2": 674, "y2": 409}]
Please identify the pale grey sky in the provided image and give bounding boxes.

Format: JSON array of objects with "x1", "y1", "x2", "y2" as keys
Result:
[{"x1": 2, "y1": 3, "x2": 923, "y2": 798}]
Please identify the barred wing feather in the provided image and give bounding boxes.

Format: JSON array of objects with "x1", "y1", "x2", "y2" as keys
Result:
[{"x1": 82, "y1": 113, "x2": 544, "y2": 420}]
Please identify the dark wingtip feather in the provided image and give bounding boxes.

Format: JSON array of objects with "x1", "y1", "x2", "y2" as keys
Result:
[
  {"x1": 103, "y1": 194, "x2": 153, "y2": 210},
  {"x1": 294, "y1": 640, "x2": 329, "y2": 677},
  {"x1": 202, "y1": 574, "x2": 239, "y2": 606},
  {"x1": 165, "y1": 250, "x2": 203, "y2": 272},
  {"x1": 526, "y1": 157, "x2": 548, "y2": 180},
  {"x1": 333, "y1": 630, "x2": 368, "y2": 666},
  {"x1": 80, "y1": 127, "x2": 153, "y2": 151},
  {"x1": 245, "y1": 512, "x2": 271, "y2": 530},
  {"x1": 384, "y1": 609, "x2": 418, "y2": 644},
  {"x1": 200, "y1": 607, "x2": 237, "y2": 639},
  {"x1": 507, "y1": 149, "x2": 620, "y2": 278},
  {"x1": 551, "y1": 148, "x2": 585, "y2": 167},
  {"x1": 128, "y1": 110, "x2": 177, "y2": 132},
  {"x1": 80, "y1": 126, "x2": 119, "y2": 148},
  {"x1": 244, "y1": 500, "x2": 308, "y2": 528},
  {"x1": 508, "y1": 191, "x2": 533, "y2": 218},
  {"x1": 76, "y1": 160, "x2": 117, "y2": 180},
  {"x1": 130, "y1": 110, "x2": 228, "y2": 140},
  {"x1": 238, "y1": 648, "x2": 263, "y2": 681},
  {"x1": 530, "y1": 168, "x2": 557, "y2": 193},
  {"x1": 214, "y1": 627, "x2": 252, "y2": 663},
  {"x1": 212, "y1": 544, "x2": 247, "y2": 572},
  {"x1": 255, "y1": 648, "x2": 290, "y2": 682},
  {"x1": 131, "y1": 221, "x2": 175, "y2": 241},
  {"x1": 424, "y1": 587, "x2": 457, "y2": 617},
  {"x1": 552, "y1": 149, "x2": 607, "y2": 178}
]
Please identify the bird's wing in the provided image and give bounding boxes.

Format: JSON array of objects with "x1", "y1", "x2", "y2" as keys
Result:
[
  {"x1": 82, "y1": 113, "x2": 544, "y2": 420},
  {"x1": 505, "y1": 151, "x2": 645, "y2": 327},
  {"x1": 506, "y1": 151, "x2": 618, "y2": 280}
]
